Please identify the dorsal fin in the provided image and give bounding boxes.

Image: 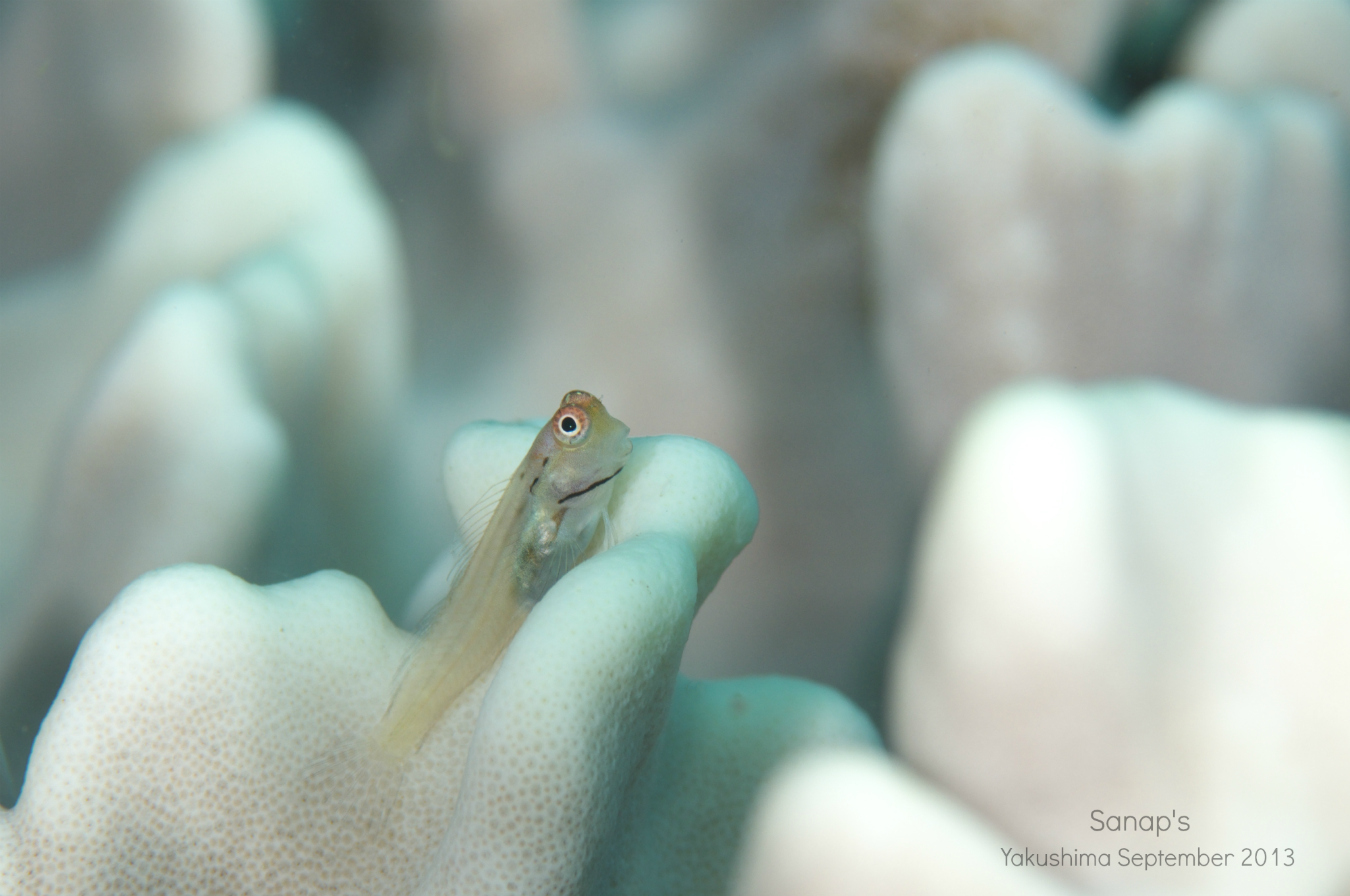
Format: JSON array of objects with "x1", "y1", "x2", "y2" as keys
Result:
[{"x1": 454, "y1": 476, "x2": 511, "y2": 553}]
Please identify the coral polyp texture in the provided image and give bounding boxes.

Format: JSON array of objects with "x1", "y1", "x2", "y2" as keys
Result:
[{"x1": 0, "y1": 424, "x2": 877, "y2": 896}]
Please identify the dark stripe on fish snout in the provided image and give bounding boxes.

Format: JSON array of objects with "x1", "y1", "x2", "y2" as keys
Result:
[{"x1": 559, "y1": 467, "x2": 623, "y2": 504}]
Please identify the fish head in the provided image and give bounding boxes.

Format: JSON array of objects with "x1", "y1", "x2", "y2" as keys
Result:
[
  {"x1": 503, "y1": 391, "x2": 631, "y2": 600},
  {"x1": 532, "y1": 390, "x2": 631, "y2": 508}
]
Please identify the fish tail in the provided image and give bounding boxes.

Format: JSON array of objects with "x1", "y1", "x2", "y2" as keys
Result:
[
  {"x1": 374, "y1": 587, "x2": 529, "y2": 761},
  {"x1": 299, "y1": 737, "x2": 406, "y2": 834}
]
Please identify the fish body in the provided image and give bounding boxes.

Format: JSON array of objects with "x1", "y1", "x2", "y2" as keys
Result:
[{"x1": 374, "y1": 391, "x2": 631, "y2": 760}]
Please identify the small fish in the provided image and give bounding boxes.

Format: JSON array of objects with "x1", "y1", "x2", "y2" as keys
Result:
[{"x1": 374, "y1": 391, "x2": 631, "y2": 760}]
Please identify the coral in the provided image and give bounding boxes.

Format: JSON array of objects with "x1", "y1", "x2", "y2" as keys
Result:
[
  {"x1": 0, "y1": 101, "x2": 410, "y2": 790},
  {"x1": 0, "y1": 423, "x2": 877, "y2": 895},
  {"x1": 733, "y1": 750, "x2": 1077, "y2": 896},
  {"x1": 5, "y1": 0, "x2": 1350, "y2": 891},
  {"x1": 870, "y1": 45, "x2": 1350, "y2": 482},
  {"x1": 732, "y1": 381, "x2": 1350, "y2": 895},
  {"x1": 720, "y1": 6, "x2": 1350, "y2": 890},
  {"x1": 895, "y1": 381, "x2": 1350, "y2": 892},
  {"x1": 1181, "y1": 0, "x2": 1350, "y2": 124},
  {"x1": 0, "y1": 0, "x2": 269, "y2": 275}
]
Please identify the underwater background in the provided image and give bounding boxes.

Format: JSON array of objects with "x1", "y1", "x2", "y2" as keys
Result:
[{"x1": 2, "y1": 1, "x2": 1350, "y2": 893}]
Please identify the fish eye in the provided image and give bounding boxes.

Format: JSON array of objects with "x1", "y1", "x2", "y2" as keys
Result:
[{"x1": 554, "y1": 409, "x2": 589, "y2": 442}]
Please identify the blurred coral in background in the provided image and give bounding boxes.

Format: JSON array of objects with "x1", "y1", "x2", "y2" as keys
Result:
[{"x1": 1, "y1": 0, "x2": 1349, "y2": 893}]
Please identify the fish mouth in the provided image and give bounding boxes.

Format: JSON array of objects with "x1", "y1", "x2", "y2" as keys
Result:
[{"x1": 559, "y1": 466, "x2": 625, "y2": 504}]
